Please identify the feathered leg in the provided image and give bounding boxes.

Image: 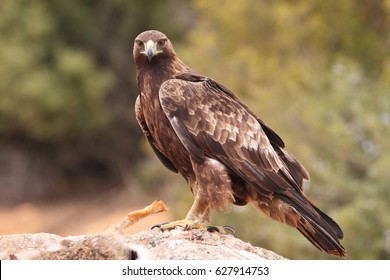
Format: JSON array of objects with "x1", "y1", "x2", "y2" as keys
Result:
[{"x1": 153, "y1": 157, "x2": 235, "y2": 234}]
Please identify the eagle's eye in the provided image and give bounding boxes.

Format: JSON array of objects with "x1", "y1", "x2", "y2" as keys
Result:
[
  {"x1": 135, "y1": 40, "x2": 143, "y2": 48},
  {"x1": 157, "y1": 38, "x2": 167, "y2": 48}
]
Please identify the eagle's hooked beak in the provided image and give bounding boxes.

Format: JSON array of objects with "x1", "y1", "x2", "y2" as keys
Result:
[{"x1": 141, "y1": 40, "x2": 162, "y2": 62}]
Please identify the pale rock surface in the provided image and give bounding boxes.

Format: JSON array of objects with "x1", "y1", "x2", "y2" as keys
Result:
[{"x1": 0, "y1": 228, "x2": 285, "y2": 260}]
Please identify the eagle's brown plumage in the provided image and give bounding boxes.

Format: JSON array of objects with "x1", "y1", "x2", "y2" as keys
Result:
[{"x1": 133, "y1": 30, "x2": 346, "y2": 257}]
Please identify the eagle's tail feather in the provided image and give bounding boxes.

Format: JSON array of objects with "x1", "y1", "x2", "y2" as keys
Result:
[
  {"x1": 296, "y1": 220, "x2": 346, "y2": 257},
  {"x1": 308, "y1": 201, "x2": 344, "y2": 239},
  {"x1": 279, "y1": 194, "x2": 346, "y2": 258}
]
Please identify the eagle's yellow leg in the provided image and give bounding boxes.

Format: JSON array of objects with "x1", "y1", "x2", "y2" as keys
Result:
[
  {"x1": 158, "y1": 219, "x2": 208, "y2": 231},
  {"x1": 151, "y1": 168, "x2": 236, "y2": 235},
  {"x1": 152, "y1": 219, "x2": 235, "y2": 235}
]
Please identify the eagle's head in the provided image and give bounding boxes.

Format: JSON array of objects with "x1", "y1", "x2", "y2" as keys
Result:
[{"x1": 133, "y1": 30, "x2": 176, "y2": 67}]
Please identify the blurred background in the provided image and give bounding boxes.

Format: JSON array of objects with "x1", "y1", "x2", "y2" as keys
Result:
[{"x1": 0, "y1": 0, "x2": 389, "y2": 260}]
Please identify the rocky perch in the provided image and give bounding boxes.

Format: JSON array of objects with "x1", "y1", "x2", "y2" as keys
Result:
[
  {"x1": 0, "y1": 229, "x2": 285, "y2": 260},
  {"x1": 0, "y1": 201, "x2": 285, "y2": 260}
]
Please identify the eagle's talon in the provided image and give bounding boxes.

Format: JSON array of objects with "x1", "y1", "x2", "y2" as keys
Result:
[
  {"x1": 151, "y1": 222, "x2": 169, "y2": 230},
  {"x1": 206, "y1": 225, "x2": 236, "y2": 236},
  {"x1": 152, "y1": 219, "x2": 193, "y2": 231},
  {"x1": 222, "y1": 225, "x2": 236, "y2": 236},
  {"x1": 151, "y1": 219, "x2": 234, "y2": 235},
  {"x1": 206, "y1": 225, "x2": 219, "y2": 232}
]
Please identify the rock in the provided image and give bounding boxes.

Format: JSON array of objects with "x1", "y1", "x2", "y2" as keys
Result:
[
  {"x1": 0, "y1": 228, "x2": 285, "y2": 260},
  {"x1": 0, "y1": 233, "x2": 62, "y2": 260}
]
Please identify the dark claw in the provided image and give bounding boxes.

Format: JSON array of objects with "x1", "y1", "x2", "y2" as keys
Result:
[
  {"x1": 151, "y1": 222, "x2": 169, "y2": 230},
  {"x1": 206, "y1": 225, "x2": 220, "y2": 232},
  {"x1": 222, "y1": 225, "x2": 236, "y2": 236},
  {"x1": 206, "y1": 225, "x2": 236, "y2": 236}
]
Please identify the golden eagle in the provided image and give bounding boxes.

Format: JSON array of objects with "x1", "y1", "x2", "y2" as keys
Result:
[{"x1": 133, "y1": 30, "x2": 346, "y2": 257}]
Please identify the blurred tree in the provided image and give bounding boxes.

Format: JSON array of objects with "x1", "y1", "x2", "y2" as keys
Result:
[
  {"x1": 0, "y1": 0, "x2": 112, "y2": 141},
  {"x1": 0, "y1": 0, "x2": 192, "y2": 202}
]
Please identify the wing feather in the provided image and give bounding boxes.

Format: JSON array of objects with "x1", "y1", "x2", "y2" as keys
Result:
[
  {"x1": 159, "y1": 76, "x2": 301, "y2": 193},
  {"x1": 173, "y1": 72, "x2": 309, "y2": 188},
  {"x1": 135, "y1": 95, "x2": 178, "y2": 173}
]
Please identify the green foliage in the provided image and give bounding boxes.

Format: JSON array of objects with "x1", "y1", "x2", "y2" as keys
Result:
[
  {"x1": 0, "y1": 0, "x2": 112, "y2": 142},
  {"x1": 0, "y1": 0, "x2": 194, "y2": 205},
  {"x1": 0, "y1": 0, "x2": 190, "y2": 142}
]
